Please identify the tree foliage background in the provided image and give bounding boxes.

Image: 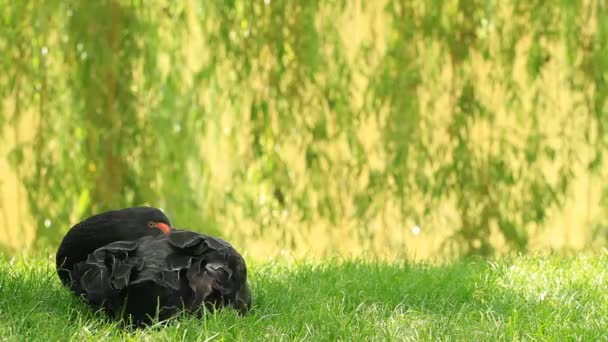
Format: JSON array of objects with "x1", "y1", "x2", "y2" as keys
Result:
[{"x1": 2, "y1": 0, "x2": 608, "y2": 258}]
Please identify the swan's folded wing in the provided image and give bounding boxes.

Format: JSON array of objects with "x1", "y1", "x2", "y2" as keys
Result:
[
  {"x1": 158, "y1": 270, "x2": 182, "y2": 290},
  {"x1": 167, "y1": 230, "x2": 252, "y2": 314},
  {"x1": 166, "y1": 254, "x2": 193, "y2": 271},
  {"x1": 167, "y1": 230, "x2": 203, "y2": 249},
  {"x1": 168, "y1": 230, "x2": 232, "y2": 255},
  {"x1": 69, "y1": 240, "x2": 143, "y2": 312},
  {"x1": 101, "y1": 240, "x2": 138, "y2": 252},
  {"x1": 188, "y1": 272, "x2": 217, "y2": 310}
]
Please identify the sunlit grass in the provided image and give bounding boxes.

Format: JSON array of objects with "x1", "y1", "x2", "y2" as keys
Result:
[{"x1": 1, "y1": 253, "x2": 607, "y2": 340}]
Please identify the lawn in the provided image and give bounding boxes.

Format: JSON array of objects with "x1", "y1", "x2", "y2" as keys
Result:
[{"x1": 0, "y1": 253, "x2": 606, "y2": 341}]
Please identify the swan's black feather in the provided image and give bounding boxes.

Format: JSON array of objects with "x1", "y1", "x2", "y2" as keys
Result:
[
  {"x1": 56, "y1": 207, "x2": 251, "y2": 326},
  {"x1": 65, "y1": 231, "x2": 251, "y2": 325}
]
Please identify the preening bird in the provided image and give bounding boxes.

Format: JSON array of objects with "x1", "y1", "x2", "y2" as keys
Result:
[{"x1": 56, "y1": 206, "x2": 251, "y2": 325}]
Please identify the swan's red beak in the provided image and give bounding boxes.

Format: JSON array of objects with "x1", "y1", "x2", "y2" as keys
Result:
[{"x1": 154, "y1": 222, "x2": 171, "y2": 235}]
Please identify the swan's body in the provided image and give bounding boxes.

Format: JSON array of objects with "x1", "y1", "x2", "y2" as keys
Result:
[{"x1": 56, "y1": 207, "x2": 251, "y2": 325}]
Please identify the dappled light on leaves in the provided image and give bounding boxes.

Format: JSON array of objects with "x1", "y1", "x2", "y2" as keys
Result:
[{"x1": 1, "y1": 1, "x2": 607, "y2": 258}]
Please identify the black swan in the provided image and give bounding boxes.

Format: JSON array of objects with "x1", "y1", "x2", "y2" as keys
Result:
[{"x1": 56, "y1": 206, "x2": 251, "y2": 325}]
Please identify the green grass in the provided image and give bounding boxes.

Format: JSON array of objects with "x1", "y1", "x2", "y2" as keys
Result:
[{"x1": 0, "y1": 253, "x2": 607, "y2": 341}]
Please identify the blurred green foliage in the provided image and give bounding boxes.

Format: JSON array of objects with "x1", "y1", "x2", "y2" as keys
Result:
[{"x1": 1, "y1": 0, "x2": 608, "y2": 257}]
